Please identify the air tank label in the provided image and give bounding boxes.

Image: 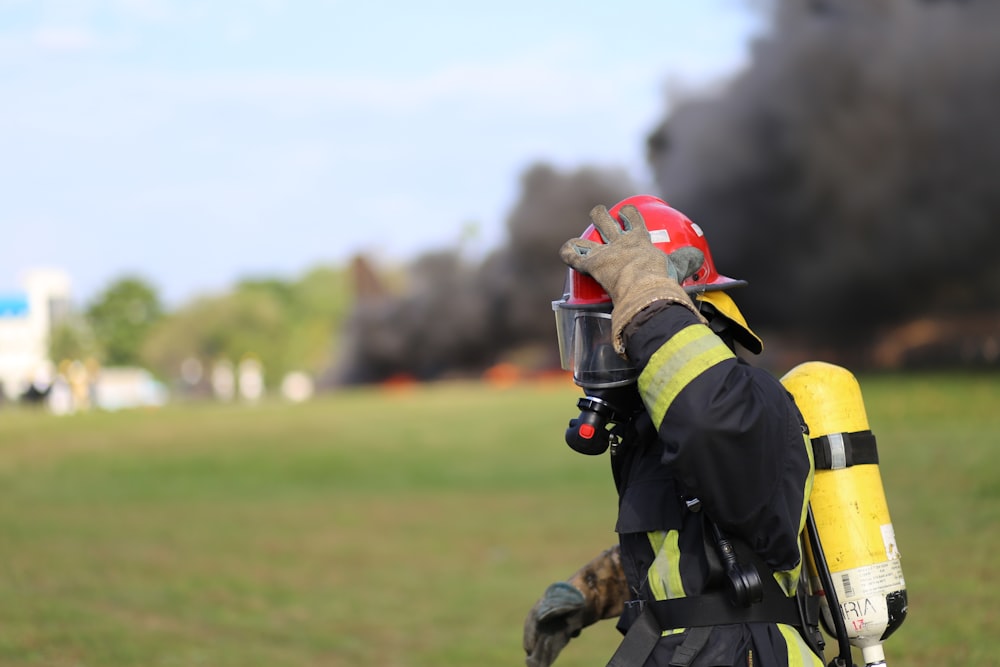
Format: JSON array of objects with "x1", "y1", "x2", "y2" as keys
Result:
[{"x1": 829, "y1": 560, "x2": 906, "y2": 641}]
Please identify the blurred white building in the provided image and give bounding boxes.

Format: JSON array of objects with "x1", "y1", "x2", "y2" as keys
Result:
[
  {"x1": 0, "y1": 269, "x2": 72, "y2": 400},
  {"x1": 92, "y1": 367, "x2": 167, "y2": 411}
]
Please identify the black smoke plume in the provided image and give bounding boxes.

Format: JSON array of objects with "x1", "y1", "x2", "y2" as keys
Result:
[
  {"x1": 647, "y1": 0, "x2": 1000, "y2": 351},
  {"x1": 337, "y1": 163, "x2": 635, "y2": 384}
]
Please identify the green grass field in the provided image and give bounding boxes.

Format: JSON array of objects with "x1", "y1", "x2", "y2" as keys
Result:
[{"x1": 1, "y1": 373, "x2": 997, "y2": 666}]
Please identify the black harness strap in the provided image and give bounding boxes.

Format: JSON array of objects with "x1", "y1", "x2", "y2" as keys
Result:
[
  {"x1": 668, "y1": 626, "x2": 714, "y2": 667},
  {"x1": 606, "y1": 535, "x2": 813, "y2": 667},
  {"x1": 606, "y1": 606, "x2": 660, "y2": 667},
  {"x1": 605, "y1": 589, "x2": 806, "y2": 667},
  {"x1": 648, "y1": 588, "x2": 803, "y2": 628}
]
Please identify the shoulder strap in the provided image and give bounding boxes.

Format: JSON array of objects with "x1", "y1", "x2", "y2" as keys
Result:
[{"x1": 605, "y1": 606, "x2": 660, "y2": 667}]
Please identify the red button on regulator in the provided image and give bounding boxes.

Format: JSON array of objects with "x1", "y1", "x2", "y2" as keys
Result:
[{"x1": 579, "y1": 423, "x2": 595, "y2": 439}]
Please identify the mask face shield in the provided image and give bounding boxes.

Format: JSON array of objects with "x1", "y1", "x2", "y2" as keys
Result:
[{"x1": 552, "y1": 298, "x2": 639, "y2": 388}]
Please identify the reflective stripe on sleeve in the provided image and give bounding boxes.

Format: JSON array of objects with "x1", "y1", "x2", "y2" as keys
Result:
[
  {"x1": 638, "y1": 324, "x2": 736, "y2": 429},
  {"x1": 774, "y1": 432, "x2": 816, "y2": 596},
  {"x1": 774, "y1": 432, "x2": 817, "y2": 597}
]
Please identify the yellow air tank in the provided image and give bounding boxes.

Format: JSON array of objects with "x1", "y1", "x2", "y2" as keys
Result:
[{"x1": 781, "y1": 362, "x2": 907, "y2": 667}]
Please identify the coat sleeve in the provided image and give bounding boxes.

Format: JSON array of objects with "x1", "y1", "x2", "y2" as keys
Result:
[{"x1": 623, "y1": 303, "x2": 813, "y2": 573}]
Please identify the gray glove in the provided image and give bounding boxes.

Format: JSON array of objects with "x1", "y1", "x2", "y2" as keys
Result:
[
  {"x1": 560, "y1": 204, "x2": 706, "y2": 356},
  {"x1": 522, "y1": 582, "x2": 587, "y2": 667},
  {"x1": 523, "y1": 546, "x2": 628, "y2": 667}
]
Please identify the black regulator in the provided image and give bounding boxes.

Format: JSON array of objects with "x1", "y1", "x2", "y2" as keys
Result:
[{"x1": 564, "y1": 385, "x2": 644, "y2": 456}]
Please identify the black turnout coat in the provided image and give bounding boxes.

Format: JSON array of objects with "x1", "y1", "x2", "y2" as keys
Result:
[{"x1": 611, "y1": 303, "x2": 822, "y2": 667}]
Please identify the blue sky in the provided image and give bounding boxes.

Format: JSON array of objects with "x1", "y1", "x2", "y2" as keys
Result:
[{"x1": 1, "y1": 1, "x2": 764, "y2": 306}]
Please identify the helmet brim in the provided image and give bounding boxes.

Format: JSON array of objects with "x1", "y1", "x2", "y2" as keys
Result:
[{"x1": 683, "y1": 275, "x2": 748, "y2": 295}]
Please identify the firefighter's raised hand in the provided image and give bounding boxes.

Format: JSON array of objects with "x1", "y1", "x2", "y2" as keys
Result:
[{"x1": 560, "y1": 204, "x2": 706, "y2": 356}]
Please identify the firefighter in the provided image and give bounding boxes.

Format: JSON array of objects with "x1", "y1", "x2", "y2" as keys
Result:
[{"x1": 524, "y1": 195, "x2": 824, "y2": 667}]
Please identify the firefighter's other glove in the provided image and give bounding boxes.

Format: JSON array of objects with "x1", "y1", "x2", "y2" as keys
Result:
[
  {"x1": 523, "y1": 582, "x2": 587, "y2": 667},
  {"x1": 523, "y1": 546, "x2": 628, "y2": 667},
  {"x1": 560, "y1": 203, "x2": 706, "y2": 356}
]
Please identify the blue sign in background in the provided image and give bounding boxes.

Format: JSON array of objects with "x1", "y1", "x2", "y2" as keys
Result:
[{"x1": 0, "y1": 294, "x2": 29, "y2": 317}]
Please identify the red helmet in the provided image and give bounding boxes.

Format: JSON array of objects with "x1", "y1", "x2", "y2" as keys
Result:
[
  {"x1": 566, "y1": 195, "x2": 746, "y2": 306},
  {"x1": 553, "y1": 195, "x2": 749, "y2": 388}
]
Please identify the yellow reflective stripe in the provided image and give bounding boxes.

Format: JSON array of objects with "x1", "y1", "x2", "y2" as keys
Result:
[
  {"x1": 646, "y1": 530, "x2": 685, "y2": 601},
  {"x1": 775, "y1": 433, "x2": 817, "y2": 597},
  {"x1": 803, "y1": 431, "x2": 816, "y2": 473},
  {"x1": 646, "y1": 530, "x2": 687, "y2": 637},
  {"x1": 777, "y1": 623, "x2": 824, "y2": 667},
  {"x1": 800, "y1": 432, "x2": 815, "y2": 533},
  {"x1": 638, "y1": 324, "x2": 735, "y2": 429},
  {"x1": 772, "y1": 564, "x2": 802, "y2": 598}
]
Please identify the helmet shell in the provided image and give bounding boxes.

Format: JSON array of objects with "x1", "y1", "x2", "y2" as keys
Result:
[{"x1": 565, "y1": 195, "x2": 745, "y2": 305}]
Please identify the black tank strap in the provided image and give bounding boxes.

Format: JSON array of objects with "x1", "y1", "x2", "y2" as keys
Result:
[{"x1": 812, "y1": 430, "x2": 878, "y2": 469}]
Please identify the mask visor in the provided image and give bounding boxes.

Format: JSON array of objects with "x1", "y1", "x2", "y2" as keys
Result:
[{"x1": 552, "y1": 300, "x2": 639, "y2": 388}]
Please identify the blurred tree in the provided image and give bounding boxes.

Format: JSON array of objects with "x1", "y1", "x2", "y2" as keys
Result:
[
  {"x1": 86, "y1": 276, "x2": 164, "y2": 367},
  {"x1": 282, "y1": 266, "x2": 354, "y2": 373},
  {"x1": 142, "y1": 289, "x2": 282, "y2": 387},
  {"x1": 141, "y1": 265, "x2": 352, "y2": 388},
  {"x1": 48, "y1": 317, "x2": 99, "y2": 364}
]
